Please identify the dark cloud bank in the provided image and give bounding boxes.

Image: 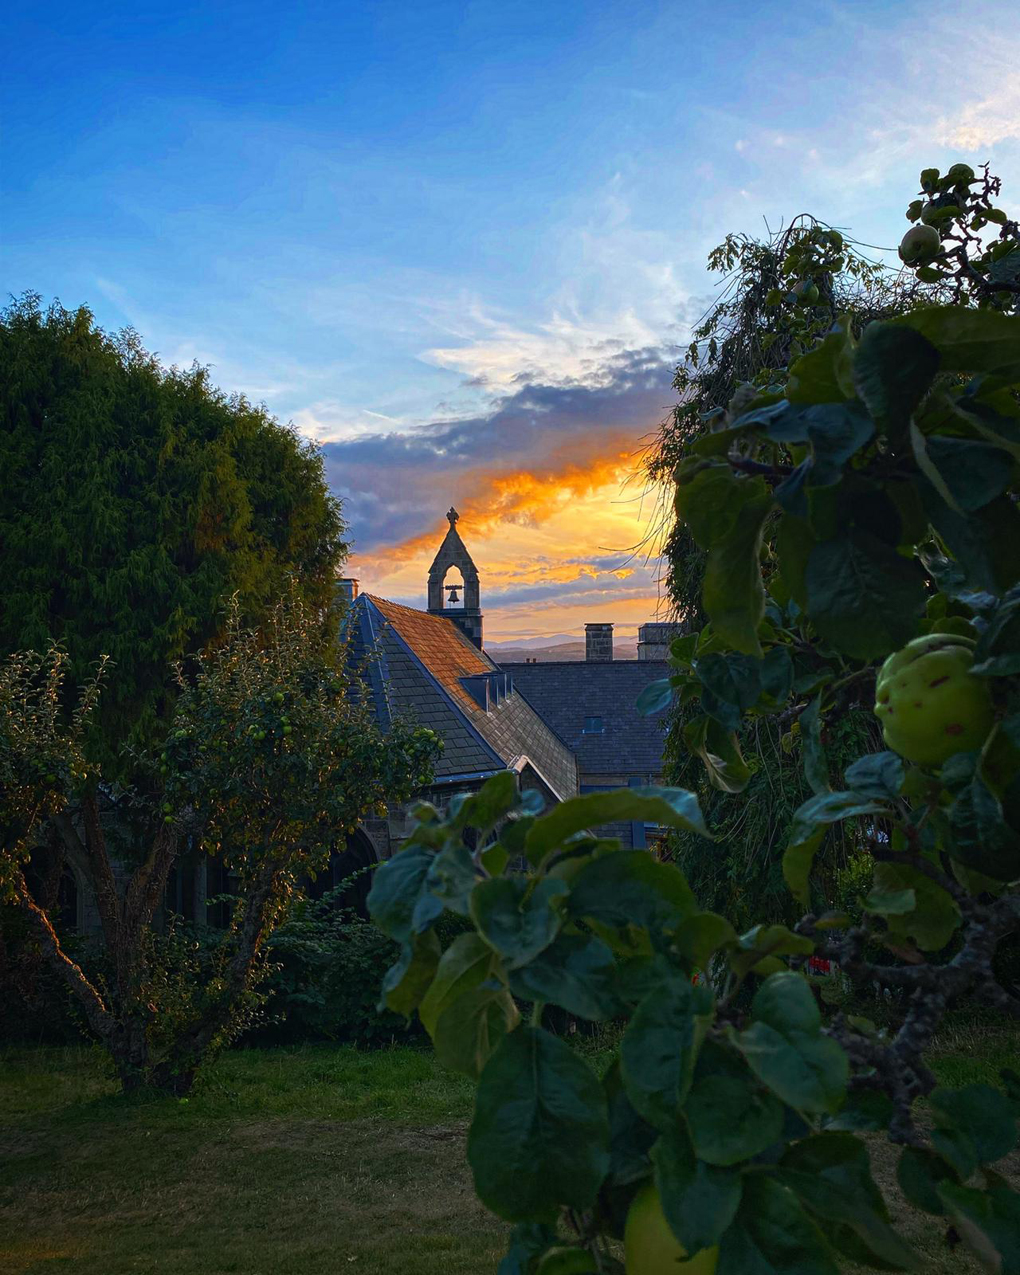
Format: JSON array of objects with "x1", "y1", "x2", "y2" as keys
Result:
[{"x1": 323, "y1": 346, "x2": 677, "y2": 552}]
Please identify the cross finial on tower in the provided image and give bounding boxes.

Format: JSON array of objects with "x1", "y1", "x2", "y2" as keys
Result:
[{"x1": 447, "y1": 507, "x2": 459, "y2": 525}]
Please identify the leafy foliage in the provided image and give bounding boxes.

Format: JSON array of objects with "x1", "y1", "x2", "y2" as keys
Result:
[
  {"x1": 369, "y1": 278, "x2": 1020, "y2": 1268},
  {"x1": 651, "y1": 166, "x2": 1020, "y2": 932},
  {"x1": 256, "y1": 889, "x2": 429, "y2": 1047},
  {"x1": 898, "y1": 164, "x2": 1020, "y2": 312}
]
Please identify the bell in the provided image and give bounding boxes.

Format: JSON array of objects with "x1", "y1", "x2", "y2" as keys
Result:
[{"x1": 446, "y1": 584, "x2": 461, "y2": 603}]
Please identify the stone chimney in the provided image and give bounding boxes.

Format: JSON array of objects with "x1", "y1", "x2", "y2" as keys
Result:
[
  {"x1": 585, "y1": 623, "x2": 614, "y2": 662},
  {"x1": 337, "y1": 578, "x2": 360, "y2": 602},
  {"x1": 637, "y1": 621, "x2": 687, "y2": 660}
]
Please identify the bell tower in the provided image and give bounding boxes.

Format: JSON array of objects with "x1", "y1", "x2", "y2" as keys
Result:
[{"x1": 428, "y1": 507, "x2": 482, "y2": 648}]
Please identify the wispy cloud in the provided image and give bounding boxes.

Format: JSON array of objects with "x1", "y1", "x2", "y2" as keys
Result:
[
  {"x1": 47, "y1": 1, "x2": 1018, "y2": 641},
  {"x1": 935, "y1": 79, "x2": 1020, "y2": 150},
  {"x1": 696, "y1": 6, "x2": 1020, "y2": 237}
]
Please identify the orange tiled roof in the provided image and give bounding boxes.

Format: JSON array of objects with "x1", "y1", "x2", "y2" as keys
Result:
[{"x1": 366, "y1": 595, "x2": 495, "y2": 715}]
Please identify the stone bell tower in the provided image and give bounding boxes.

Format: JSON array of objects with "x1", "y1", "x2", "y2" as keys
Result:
[{"x1": 427, "y1": 507, "x2": 482, "y2": 648}]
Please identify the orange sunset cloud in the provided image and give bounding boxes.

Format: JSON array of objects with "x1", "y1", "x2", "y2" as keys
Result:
[
  {"x1": 350, "y1": 444, "x2": 672, "y2": 643},
  {"x1": 358, "y1": 441, "x2": 641, "y2": 567}
]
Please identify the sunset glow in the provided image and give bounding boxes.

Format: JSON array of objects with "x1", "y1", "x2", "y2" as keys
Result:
[{"x1": 351, "y1": 455, "x2": 672, "y2": 642}]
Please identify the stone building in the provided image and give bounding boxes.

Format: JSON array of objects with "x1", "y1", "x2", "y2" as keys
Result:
[
  {"x1": 342, "y1": 509, "x2": 577, "y2": 868},
  {"x1": 502, "y1": 623, "x2": 675, "y2": 849}
]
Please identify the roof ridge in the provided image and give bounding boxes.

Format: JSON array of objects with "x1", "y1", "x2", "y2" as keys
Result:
[{"x1": 498, "y1": 659, "x2": 670, "y2": 668}]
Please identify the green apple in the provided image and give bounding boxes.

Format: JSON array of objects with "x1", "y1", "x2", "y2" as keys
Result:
[
  {"x1": 898, "y1": 225, "x2": 940, "y2": 266},
  {"x1": 624, "y1": 1182, "x2": 719, "y2": 1274},
  {"x1": 874, "y1": 634, "x2": 994, "y2": 767},
  {"x1": 920, "y1": 202, "x2": 960, "y2": 227},
  {"x1": 792, "y1": 279, "x2": 820, "y2": 305},
  {"x1": 946, "y1": 163, "x2": 976, "y2": 185}
]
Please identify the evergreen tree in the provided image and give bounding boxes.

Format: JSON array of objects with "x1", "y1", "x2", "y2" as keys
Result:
[{"x1": 0, "y1": 294, "x2": 347, "y2": 770}]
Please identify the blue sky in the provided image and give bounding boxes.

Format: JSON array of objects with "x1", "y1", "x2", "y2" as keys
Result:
[{"x1": 4, "y1": 0, "x2": 1019, "y2": 638}]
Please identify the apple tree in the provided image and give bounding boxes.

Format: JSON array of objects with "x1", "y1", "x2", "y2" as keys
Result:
[
  {"x1": 368, "y1": 298, "x2": 1020, "y2": 1273},
  {"x1": 649, "y1": 165, "x2": 1019, "y2": 928},
  {"x1": 898, "y1": 162, "x2": 1020, "y2": 312},
  {"x1": 1, "y1": 595, "x2": 439, "y2": 1094}
]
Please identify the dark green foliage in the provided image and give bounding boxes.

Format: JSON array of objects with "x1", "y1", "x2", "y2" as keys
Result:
[
  {"x1": 649, "y1": 229, "x2": 923, "y2": 919},
  {"x1": 899, "y1": 164, "x2": 1020, "y2": 313},
  {"x1": 663, "y1": 711, "x2": 877, "y2": 932},
  {"x1": 467, "y1": 1025, "x2": 610, "y2": 1222},
  {"x1": 0, "y1": 294, "x2": 347, "y2": 769},
  {"x1": 371, "y1": 751, "x2": 1019, "y2": 1272},
  {"x1": 256, "y1": 891, "x2": 424, "y2": 1048},
  {"x1": 649, "y1": 219, "x2": 907, "y2": 629},
  {"x1": 651, "y1": 1124, "x2": 742, "y2": 1253},
  {"x1": 0, "y1": 899, "x2": 91, "y2": 1044},
  {"x1": 651, "y1": 172, "x2": 1020, "y2": 927}
]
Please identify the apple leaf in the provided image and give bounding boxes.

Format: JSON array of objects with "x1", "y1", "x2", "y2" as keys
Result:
[{"x1": 467, "y1": 1026, "x2": 609, "y2": 1222}]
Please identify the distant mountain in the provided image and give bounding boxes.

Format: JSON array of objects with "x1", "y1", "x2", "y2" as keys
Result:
[
  {"x1": 484, "y1": 633, "x2": 577, "y2": 650},
  {"x1": 487, "y1": 636, "x2": 638, "y2": 663}
]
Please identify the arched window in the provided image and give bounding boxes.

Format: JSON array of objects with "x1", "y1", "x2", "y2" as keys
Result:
[
  {"x1": 442, "y1": 566, "x2": 466, "y2": 610},
  {"x1": 23, "y1": 847, "x2": 80, "y2": 934},
  {"x1": 303, "y1": 830, "x2": 378, "y2": 918}
]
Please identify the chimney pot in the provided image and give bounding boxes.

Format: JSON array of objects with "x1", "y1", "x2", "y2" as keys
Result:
[{"x1": 338, "y1": 577, "x2": 360, "y2": 602}]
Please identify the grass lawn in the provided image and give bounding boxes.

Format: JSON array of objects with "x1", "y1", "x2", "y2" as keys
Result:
[{"x1": 1, "y1": 1015, "x2": 1017, "y2": 1275}]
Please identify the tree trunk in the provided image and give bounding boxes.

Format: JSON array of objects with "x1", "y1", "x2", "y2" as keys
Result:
[
  {"x1": 13, "y1": 872, "x2": 119, "y2": 1042},
  {"x1": 148, "y1": 859, "x2": 287, "y2": 1094},
  {"x1": 18, "y1": 796, "x2": 189, "y2": 1093}
]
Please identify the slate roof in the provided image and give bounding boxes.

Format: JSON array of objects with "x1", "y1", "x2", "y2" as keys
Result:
[
  {"x1": 351, "y1": 595, "x2": 577, "y2": 801},
  {"x1": 498, "y1": 660, "x2": 671, "y2": 777}
]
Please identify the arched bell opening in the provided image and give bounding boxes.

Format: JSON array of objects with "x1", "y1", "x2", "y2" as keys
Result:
[{"x1": 442, "y1": 565, "x2": 466, "y2": 610}]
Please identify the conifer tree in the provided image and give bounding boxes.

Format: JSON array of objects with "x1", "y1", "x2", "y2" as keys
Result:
[{"x1": 0, "y1": 294, "x2": 347, "y2": 770}]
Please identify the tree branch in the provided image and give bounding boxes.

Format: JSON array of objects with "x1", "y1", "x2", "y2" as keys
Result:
[
  {"x1": 728, "y1": 456, "x2": 794, "y2": 479},
  {"x1": 124, "y1": 823, "x2": 179, "y2": 933},
  {"x1": 150, "y1": 852, "x2": 288, "y2": 1091},
  {"x1": 12, "y1": 868, "x2": 117, "y2": 1041},
  {"x1": 798, "y1": 889, "x2": 1020, "y2": 1141},
  {"x1": 78, "y1": 791, "x2": 124, "y2": 975}
]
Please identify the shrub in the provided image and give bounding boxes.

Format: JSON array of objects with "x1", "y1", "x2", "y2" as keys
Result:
[{"x1": 257, "y1": 889, "x2": 421, "y2": 1048}]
